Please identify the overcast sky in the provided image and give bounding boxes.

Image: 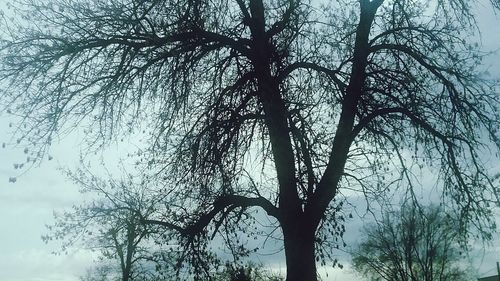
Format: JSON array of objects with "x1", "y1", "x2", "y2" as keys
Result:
[{"x1": 0, "y1": 1, "x2": 499, "y2": 281}]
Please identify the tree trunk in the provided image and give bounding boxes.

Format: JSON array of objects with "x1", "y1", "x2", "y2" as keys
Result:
[
  {"x1": 283, "y1": 223, "x2": 317, "y2": 281},
  {"x1": 122, "y1": 268, "x2": 130, "y2": 281}
]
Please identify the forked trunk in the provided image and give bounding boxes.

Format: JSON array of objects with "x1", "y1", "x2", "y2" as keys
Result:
[{"x1": 283, "y1": 225, "x2": 317, "y2": 281}]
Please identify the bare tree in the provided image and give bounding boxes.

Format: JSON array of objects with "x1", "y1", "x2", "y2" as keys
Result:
[
  {"x1": 43, "y1": 168, "x2": 169, "y2": 281},
  {"x1": 214, "y1": 262, "x2": 284, "y2": 281},
  {"x1": 352, "y1": 204, "x2": 473, "y2": 281},
  {"x1": 1, "y1": 0, "x2": 500, "y2": 280},
  {"x1": 79, "y1": 265, "x2": 114, "y2": 281}
]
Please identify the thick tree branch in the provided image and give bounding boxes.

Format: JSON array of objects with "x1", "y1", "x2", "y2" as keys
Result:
[
  {"x1": 266, "y1": 0, "x2": 298, "y2": 38},
  {"x1": 307, "y1": 0, "x2": 382, "y2": 226},
  {"x1": 351, "y1": 106, "x2": 454, "y2": 147},
  {"x1": 144, "y1": 194, "x2": 279, "y2": 237}
]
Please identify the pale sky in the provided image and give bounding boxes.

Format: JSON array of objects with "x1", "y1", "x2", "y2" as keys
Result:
[{"x1": 0, "y1": 1, "x2": 499, "y2": 281}]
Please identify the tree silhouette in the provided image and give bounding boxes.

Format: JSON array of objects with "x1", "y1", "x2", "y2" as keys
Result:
[
  {"x1": 352, "y1": 204, "x2": 473, "y2": 281},
  {"x1": 43, "y1": 168, "x2": 170, "y2": 281},
  {"x1": 1, "y1": 0, "x2": 500, "y2": 280},
  {"x1": 214, "y1": 262, "x2": 284, "y2": 281}
]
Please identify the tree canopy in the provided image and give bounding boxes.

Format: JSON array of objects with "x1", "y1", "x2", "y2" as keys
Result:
[{"x1": 1, "y1": 0, "x2": 499, "y2": 280}]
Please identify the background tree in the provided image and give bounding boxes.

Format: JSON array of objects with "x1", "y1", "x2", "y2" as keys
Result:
[
  {"x1": 43, "y1": 168, "x2": 170, "y2": 281},
  {"x1": 352, "y1": 204, "x2": 474, "y2": 281},
  {"x1": 79, "y1": 265, "x2": 114, "y2": 281},
  {"x1": 1, "y1": 0, "x2": 500, "y2": 280},
  {"x1": 213, "y1": 262, "x2": 284, "y2": 281}
]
